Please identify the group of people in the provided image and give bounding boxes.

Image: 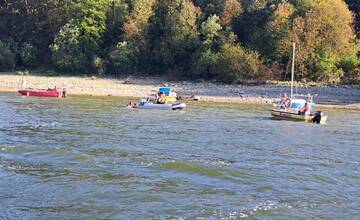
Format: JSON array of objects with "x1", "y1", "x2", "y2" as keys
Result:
[
  {"x1": 279, "y1": 93, "x2": 311, "y2": 115},
  {"x1": 127, "y1": 102, "x2": 137, "y2": 108},
  {"x1": 155, "y1": 94, "x2": 166, "y2": 104}
]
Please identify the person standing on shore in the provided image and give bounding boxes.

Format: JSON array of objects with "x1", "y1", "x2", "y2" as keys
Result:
[{"x1": 21, "y1": 77, "x2": 26, "y2": 88}]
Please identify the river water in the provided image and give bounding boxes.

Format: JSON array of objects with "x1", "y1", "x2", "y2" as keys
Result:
[{"x1": 0, "y1": 93, "x2": 359, "y2": 219}]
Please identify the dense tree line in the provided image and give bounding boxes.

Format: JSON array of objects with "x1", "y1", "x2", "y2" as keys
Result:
[{"x1": 0, "y1": 0, "x2": 359, "y2": 84}]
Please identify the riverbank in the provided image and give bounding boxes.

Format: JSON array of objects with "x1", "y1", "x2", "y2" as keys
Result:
[{"x1": 0, "y1": 72, "x2": 359, "y2": 110}]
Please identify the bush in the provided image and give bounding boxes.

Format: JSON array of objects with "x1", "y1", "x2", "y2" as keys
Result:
[
  {"x1": 108, "y1": 41, "x2": 139, "y2": 75},
  {"x1": 17, "y1": 43, "x2": 37, "y2": 68},
  {"x1": 338, "y1": 53, "x2": 360, "y2": 84},
  {"x1": 342, "y1": 67, "x2": 360, "y2": 84},
  {"x1": 311, "y1": 50, "x2": 344, "y2": 84},
  {"x1": 50, "y1": 21, "x2": 88, "y2": 72},
  {"x1": 45, "y1": 70, "x2": 59, "y2": 77},
  {"x1": 215, "y1": 44, "x2": 264, "y2": 83},
  {"x1": 0, "y1": 40, "x2": 16, "y2": 71},
  {"x1": 339, "y1": 55, "x2": 360, "y2": 73},
  {"x1": 50, "y1": 9, "x2": 106, "y2": 74},
  {"x1": 192, "y1": 49, "x2": 219, "y2": 79}
]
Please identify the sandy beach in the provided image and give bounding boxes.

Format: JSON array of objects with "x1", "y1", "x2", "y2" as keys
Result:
[{"x1": 0, "y1": 72, "x2": 359, "y2": 110}]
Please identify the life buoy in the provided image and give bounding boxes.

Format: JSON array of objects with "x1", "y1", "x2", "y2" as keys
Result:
[{"x1": 284, "y1": 97, "x2": 291, "y2": 108}]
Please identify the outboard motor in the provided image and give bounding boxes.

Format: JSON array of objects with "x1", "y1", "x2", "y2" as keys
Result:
[
  {"x1": 62, "y1": 88, "x2": 67, "y2": 98},
  {"x1": 312, "y1": 111, "x2": 322, "y2": 124},
  {"x1": 140, "y1": 98, "x2": 147, "y2": 105}
]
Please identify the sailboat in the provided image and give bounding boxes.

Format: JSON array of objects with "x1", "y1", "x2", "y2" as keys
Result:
[{"x1": 270, "y1": 43, "x2": 328, "y2": 124}]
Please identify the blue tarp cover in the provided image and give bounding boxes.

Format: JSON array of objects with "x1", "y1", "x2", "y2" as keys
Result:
[{"x1": 159, "y1": 87, "x2": 172, "y2": 93}]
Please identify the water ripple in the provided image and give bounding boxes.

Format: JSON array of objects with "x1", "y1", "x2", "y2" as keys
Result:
[{"x1": 0, "y1": 93, "x2": 359, "y2": 219}]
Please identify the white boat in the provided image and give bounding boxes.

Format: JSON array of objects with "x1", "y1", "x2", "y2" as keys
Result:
[
  {"x1": 133, "y1": 102, "x2": 186, "y2": 110},
  {"x1": 128, "y1": 93, "x2": 186, "y2": 110},
  {"x1": 128, "y1": 90, "x2": 186, "y2": 110},
  {"x1": 270, "y1": 43, "x2": 328, "y2": 124}
]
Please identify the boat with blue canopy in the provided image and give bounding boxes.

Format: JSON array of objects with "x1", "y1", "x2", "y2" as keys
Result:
[
  {"x1": 128, "y1": 87, "x2": 186, "y2": 110},
  {"x1": 157, "y1": 87, "x2": 178, "y2": 102}
]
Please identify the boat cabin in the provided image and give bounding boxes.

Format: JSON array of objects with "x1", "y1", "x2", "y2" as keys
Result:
[{"x1": 290, "y1": 98, "x2": 315, "y2": 110}]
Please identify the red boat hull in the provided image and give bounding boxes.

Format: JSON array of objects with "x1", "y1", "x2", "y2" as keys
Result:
[{"x1": 18, "y1": 88, "x2": 64, "y2": 98}]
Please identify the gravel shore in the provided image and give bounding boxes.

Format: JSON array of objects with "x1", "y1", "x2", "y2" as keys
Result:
[{"x1": 1, "y1": 72, "x2": 359, "y2": 110}]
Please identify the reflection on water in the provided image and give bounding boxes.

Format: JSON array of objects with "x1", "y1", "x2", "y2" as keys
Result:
[{"x1": 0, "y1": 93, "x2": 360, "y2": 219}]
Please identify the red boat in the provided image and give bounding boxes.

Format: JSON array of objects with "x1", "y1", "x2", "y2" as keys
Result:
[{"x1": 18, "y1": 87, "x2": 67, "y2": 98}]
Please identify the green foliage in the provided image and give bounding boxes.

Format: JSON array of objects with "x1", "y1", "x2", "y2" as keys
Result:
[
  {"x1": 17, "y1": 43, "x2": 37, "y2": 68},
  {"x1": 108, "y1": 41, "x2": 139, "y2": 75},
  {"x1": 339, "y1": 54, "x2": 360, "y2": 74},
  {"x1": 45, "y1": 70, "x2": 59, "y2": 77},
  {"x1": 312, "y1": 50, "x2": 344, "y2": 84},
  {"x1": 103, "y1": 0, "x2": 129, "y2": 47},
  {"x1": 72, "y1": 0, "x2": 108, "y2": 51},
  {"x1": 192, "y1": 42, "x2": 266, "y2": 82},
  {"x1": 109, "y1": 0, "x2": 156, "y2": 74},
  {"x1": 192, "y1": 15, "x2": 223, "y2": 79},
  {"x1": 216, "y1": 43, "x2": 263, "y2": 82},
  {"x1": 344, "y1": 68, "x2": 360, "y2": 84},
  {"x1": 339, "y1": 43, "x2": 360, "y2": 84},
  {"x1": 50, "y1": 0, "x2": 109, "y2": 73},
  {"x1": 0, "y1": 0, "x2": 74, "y2": 65},
  {"x1": 192, "y1": 49, "x2": 219, "y2": 78},
  {"x1": 200, "y1": 15, "x2": 223, "y2": 48},
  {"x1": 123, "y1": 0, "x2": 156, "y2": 41},
  {"x1": 147, "y1": 0, "x2": 201, "y2": 75},
  {"x1": 0, "y1": 40, "x2": 15, "y2": 71},
  {"x1": 50, "y1": 20, "x2": 87, "y2": 72}
]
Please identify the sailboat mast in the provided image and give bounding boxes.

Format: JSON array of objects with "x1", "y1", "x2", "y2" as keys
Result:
[{"x1": 290, "y1": 43, "x2": 296, "y2": 99}]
